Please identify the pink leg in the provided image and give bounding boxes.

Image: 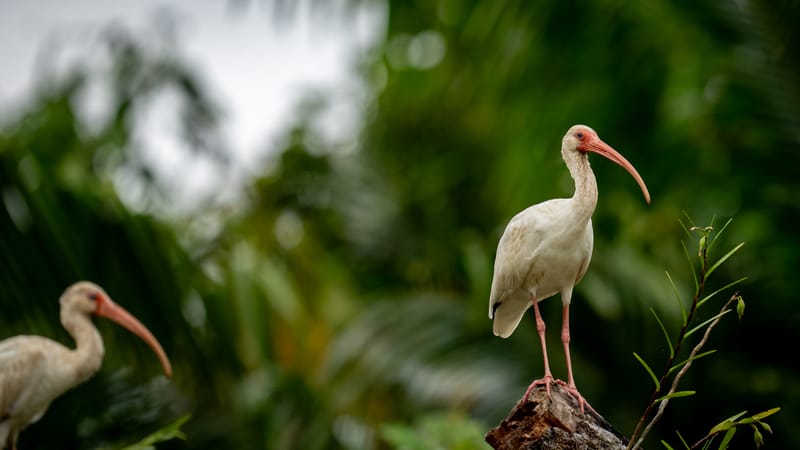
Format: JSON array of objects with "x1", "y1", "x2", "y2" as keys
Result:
[
  {"x1": 556, "y1": 304, "x2": 593, "y2": 414},
  {"x1": 561, "y1": 304, "x2": 576, "y2": 388},
  {"x1": 523, "y1": 297, "x2": 554, "y2": 400}
]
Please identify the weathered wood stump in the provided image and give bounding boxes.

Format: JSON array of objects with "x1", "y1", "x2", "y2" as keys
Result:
[{"x1": 486, "y1": 382, "x2": 629, "y2": 449}]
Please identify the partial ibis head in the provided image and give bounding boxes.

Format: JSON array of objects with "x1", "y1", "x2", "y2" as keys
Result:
[
  {"x1": 60, "y1": 281, "x2": 173, "y2": 377},
  {"x1": 563, "y1": 124, "x2": 651, "y2": 204}
]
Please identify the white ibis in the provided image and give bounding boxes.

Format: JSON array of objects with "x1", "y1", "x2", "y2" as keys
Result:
[
  {"x1": 488, "y1": 124, "x2": 650, "y2": 412},
  {"x1": 0, "y1": 281, "x2": 172, "y2": 450}
]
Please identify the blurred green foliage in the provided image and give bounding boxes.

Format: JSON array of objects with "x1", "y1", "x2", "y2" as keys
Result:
[
  {"x1": 1, "y1": 0, "x2": 798, "y2": 449},
  {"x1": 116, "y1": 414, "x2": 189, "y2": 450},
  {"x1": 380, "y1": 413, "x2": 490, "y2": 450}
]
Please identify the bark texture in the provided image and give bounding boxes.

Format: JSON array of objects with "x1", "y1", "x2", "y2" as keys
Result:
[{"x1": 486, "y1": 382, "x2": 629, "y2": 450}]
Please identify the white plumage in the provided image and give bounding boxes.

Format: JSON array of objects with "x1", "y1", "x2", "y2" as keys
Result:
[
  {"x1": 0, "y1": 282, "x2": 172, "y2": 449},
  {"x1": 490, "y1": 198, "x2": 594, "y2": 338},
  {"x1": 489, "y1": 125, "x2": 650, "y2": 412}
]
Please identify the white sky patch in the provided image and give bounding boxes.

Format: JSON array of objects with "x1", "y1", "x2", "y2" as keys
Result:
[{"x1": 0, "y1": 0, "x2": 387, "y2": 212}]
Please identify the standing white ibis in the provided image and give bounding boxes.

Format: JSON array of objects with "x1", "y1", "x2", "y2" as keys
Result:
[
  {"x1": 0, "y1": 281, "x2": 172, "y2": 450},
  {"x1": 489, "y1": 124, "x2": 650, "y2": 413}
]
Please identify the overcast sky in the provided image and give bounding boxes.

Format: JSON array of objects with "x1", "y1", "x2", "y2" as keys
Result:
[{"x1": 0, "y1": 0, "x2": 385, "y2": 210}]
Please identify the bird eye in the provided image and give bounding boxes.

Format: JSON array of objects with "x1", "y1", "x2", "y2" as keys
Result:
[
  {"x1": 88, "y1": 293, "x2": 99, "y2": 302},
  {"x1": 576, "y1": 132, "x2": 584, "y2": 139}
]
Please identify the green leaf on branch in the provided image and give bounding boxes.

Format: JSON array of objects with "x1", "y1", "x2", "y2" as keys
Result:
[
  {"x1": 706, "y1": 242, "x2": 745, "y2": 278},
  {"x1": 685, "y1": 310, "x2": 730, "y2": 339},
  {"x1": 679, "y1": 214, "x2": 696, "y2": 237},
  {"x1": 681, "y1": 240, "x2": 699, "y2": 291},
  {"x1": 667, "y1": 350, "x2": 717, "y2": 376},
  {"x1": 718, "y1": 428, "x2": 736, "y2": 450},
  {"x1": 751, "y1": 407, "x2": 781, "y2": 421},
  {"x1": 709, "y1": 411, "x2": 748, "y2": 435},
  {"x1": 708, "y1": 218, "x2": 733, "y2": 252},
  {"x1": 655, "y1": 390, "x2": 696, "y2": 403},
  {"x1": 698, "y1": 277, "x2": 747, "y2": 308},
  {"x1": 676, "y1": 431, "x2": 690, "y2": 449},
  {"x1": 665, "y1": 271, "x2": 687, "y2": 325},
  {"x1": 633, "y1": 352, "x2": 660, "y2": 390},
  {"x1": 752, "y1": 425, "x2": 764, "y2": 448},
  {"x1": 651, "y1": 308, "x2": 674, "y2": 358}
]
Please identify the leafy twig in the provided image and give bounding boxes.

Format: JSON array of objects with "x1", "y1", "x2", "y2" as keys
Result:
[
  {"x1": 631, "y1": 293, "x2": 739, "y2": 449},
  {"x1": 689, "y1": 407, "x2": 780, "y2": 449},
  {"x1": 627, "y1": 219, "x2": 745, "y2": 450}
]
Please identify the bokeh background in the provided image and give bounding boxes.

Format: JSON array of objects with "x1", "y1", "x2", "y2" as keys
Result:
[{"x1": 1, "y1": 0, "x2": 798, "y2": 449}]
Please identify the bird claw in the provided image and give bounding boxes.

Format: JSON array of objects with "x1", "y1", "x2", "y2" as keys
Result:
[
  {"x1": 519, "y1": 378, "x2": 595, "y2": 415},
  {"x1": 522, "y1": 374, "x2": 555, "y2": 402},
  {"x1": 555, "y1": 379, "x2": 595, "y2": 415}
]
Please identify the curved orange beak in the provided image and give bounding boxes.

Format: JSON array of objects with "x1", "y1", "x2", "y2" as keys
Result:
[
  {"x1": 580, "y1": 137, "x2": 651, "y2": 204},
  {"x1": 95, "y1": 295, "x2": 173, "y2": 377}
]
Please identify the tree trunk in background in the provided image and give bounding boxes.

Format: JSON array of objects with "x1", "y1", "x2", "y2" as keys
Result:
[{"x1": 486, "y1": 383, "x2": 628, "y2": 449}]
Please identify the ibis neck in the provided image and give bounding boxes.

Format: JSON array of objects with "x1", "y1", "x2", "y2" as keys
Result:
[
  {"x1": 565, "y1": 151, "x2": 598, "y2": 222},
  {"x1": 61, "y1": 311, "x2": 105, "y2": 385}
]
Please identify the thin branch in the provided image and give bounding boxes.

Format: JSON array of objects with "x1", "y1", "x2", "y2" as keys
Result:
[
  {"x1": 627, "y1": 251, "x2": 709, "y2": 449},
  {"x1": 633, "y1": 293, "x2": 739, "y2": 450}
]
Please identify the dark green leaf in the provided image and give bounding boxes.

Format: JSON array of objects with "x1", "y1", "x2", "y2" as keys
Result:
[
  {"x1": 709, "y1": 411, "x2": 748, "y2": 435},
  {"x1": 651, "y1": 307, "x2": 674, "y2": 358},
  {"x1": 753, "y1": 425, "x2": 764, "y2": 448},
  {"x1": 665, "y1": 271, "x2": 687, "y2": 325},
  {"x1": 706, "y1": 243, "x2": 745, "y2": 277},
  {"x1": 708, "y1": 218, "x2": 733, "y2": 252},
  {"x1": 681, "y1": 240, "x2": 699, "y2": 290},
  {"x1": 668, "y1": 350, "x2": 717, "y2": 376},
  {"x1": 698, "y1": 277, "x2": 747, "y2": 308},
  {"x1": 751, "y1": 407, "x2": 781, "y2": 421},
  {"x1": 718, "y1": 428, "x2": 736, "y2": 450},
  {"x1": 676, "y1": 431, "x2": 690, "y2": 449},
  {"x1": 633, "y1": 352, "x2": 660, "y2": 390},
  {"x1": 686, "y1": 311, "x2": 730, "y2": 339}
]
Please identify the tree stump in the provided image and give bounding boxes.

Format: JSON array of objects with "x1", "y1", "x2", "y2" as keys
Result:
[{"x1": 485, "y1": 382, "x2": 629, "y2": 450}]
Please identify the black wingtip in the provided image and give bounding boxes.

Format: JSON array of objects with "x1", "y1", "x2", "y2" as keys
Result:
[{"x1": 490, "y1": 301, "x2": 501, "y2": 319}]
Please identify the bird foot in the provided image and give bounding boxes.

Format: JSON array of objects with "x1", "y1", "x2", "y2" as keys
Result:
[
  {"x1": 521, "y1": 374, "x2": 555, "y2": 403},
  {"x1": 555, "y1": 379, "x2": 595, "y2": 415},
  {"x1": 519, "y1": 377, "x2": 596, "y2": 415}
]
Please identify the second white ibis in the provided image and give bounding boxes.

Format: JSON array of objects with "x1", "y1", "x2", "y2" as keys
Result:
[
  {"x1": 488, "y1": 124, "x2": 650, "y2": 412},
  {"x1": 0, "y1": 281, "x2": 172, "y2": 450}
]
